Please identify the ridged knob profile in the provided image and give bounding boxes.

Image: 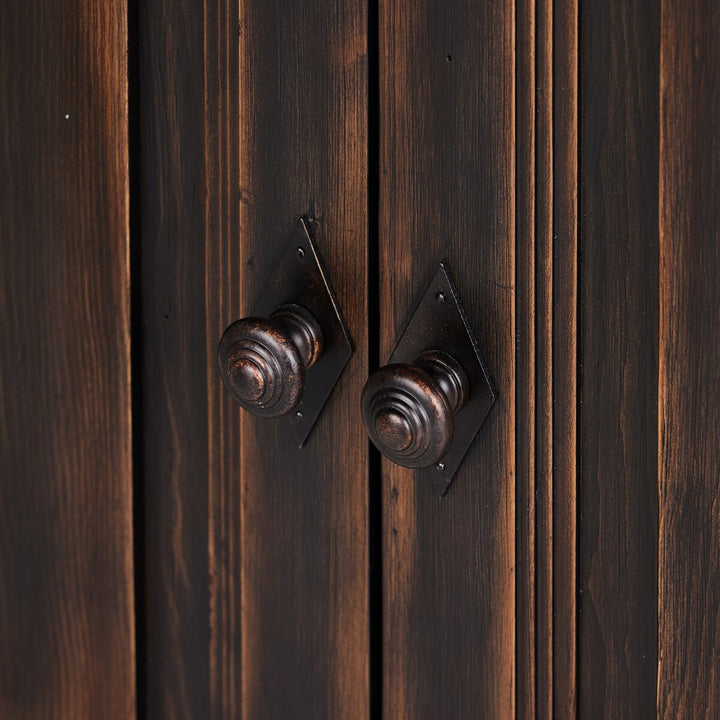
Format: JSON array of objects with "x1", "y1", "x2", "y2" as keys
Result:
[
  {"x1": 218, "y1": 303, "x2": 323, "y2": 417},
  {"x1": 361, "y1": 350, "x2": 469, "y2": 468}
]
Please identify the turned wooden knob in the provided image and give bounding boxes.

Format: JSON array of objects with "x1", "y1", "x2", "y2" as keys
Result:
[
  {"x1": 218, "y1": 303, "x2": 323, "y2": 417},
  {"x1": 361, "y1": 350, "x2": 469, "y2": 468}
]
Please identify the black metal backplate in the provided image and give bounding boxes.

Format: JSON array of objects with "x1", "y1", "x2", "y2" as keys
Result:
[
  {"x1": 252, "y1": 219, "x2": 353, "y2": 446},
  {"x1": 388, "y1": 263, "x2": 497, "y2": 495}
]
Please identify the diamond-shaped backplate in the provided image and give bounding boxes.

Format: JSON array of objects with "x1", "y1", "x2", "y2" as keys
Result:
[
  {"x1": 251, "y1": 219, "x2": 353, "y2": 447},
  {"x1": 388, "y1": 263, "x2": 497, "y2": 495}
]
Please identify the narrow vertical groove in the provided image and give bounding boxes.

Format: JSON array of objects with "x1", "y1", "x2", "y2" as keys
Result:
[
  {"x1": 574, "y1": 0, "x2": 583, "y2": 713},
  {"x1": 656, "y1": 9, "x2": 663, "y2": 714},
  {"x1": 127, "y1": 0, "x2": 146, "y2": 713},
  {"x1": 535, "y1": 0, "x2": 554, "y2": 716},
  {"x1": 368, "y1": 0, "x2": 382, "y2": 717},
  {"x1": 515, "y1": 0, "x2": 537, "y2": 714}
]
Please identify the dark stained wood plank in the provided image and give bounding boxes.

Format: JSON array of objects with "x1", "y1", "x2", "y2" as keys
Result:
[
  {"x1": 0, "y1": 1, "x2": 135, "y2": 718},
  {"x1": 232, "y1": 2, "x2": 369, "y2": 717},
  {"x1": 141, "y1": 0, "x2": 369, "y2": 716},
  {"x1": 204, "y1": 0, "x2": 241, "y2": 715},
  {"x1": 139, "y1": 0, "x2": 210, "y2": 716},
  {"x1": 658, "y1": 0, "x2": 720, "y2": 716},
  {"x1": 551, "y1": 0, "x2": 578, "y2": 715},
  {"x1": 579, "y1": 0, "x2": 659, "y2": 715},
  {"x1": 380, "y1": 0, "x2": 515, "y2": 716}
]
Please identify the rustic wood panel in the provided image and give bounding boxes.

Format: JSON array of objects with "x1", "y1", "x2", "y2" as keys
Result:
[
  {"x1": 658, "y1": 0, "x2": 720, "y2": 716},
  {"x1": 578, "y1": 0, "x2": 660, "y2": 715},
  {"x1": 379, "y1": 1, "x2": 515, "y2": 716},
  {"x1": 0, "y1": 1, "x2": 135, "y2": 717},
  {"x1": 139, "y1": 0, "x2": 210, "y2": 716},
  {"x1": 233, "y1": 2, "x2": 369, "y2": 716},
  {"x1": 141, "y1": 0, "x2": 369, "y2": 716}
]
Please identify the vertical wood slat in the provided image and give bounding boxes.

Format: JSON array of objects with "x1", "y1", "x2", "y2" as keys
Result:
[
  {"x1": 380, "y1": 1, "x2": 515, "y2": 716},
  {"x1": 204, "y1": 0, "x2": 241, "y2": 715},
  {"x1": 141, "y1": 0, "x2": 369, "y2": 717},
  {"x1": 579, "y1": 0, "x2": 660, "y2": 715},
  {"x1": 515, "y1": 0, "x2": 537, "y2": 713},
  {"x1": 0, "y1": 1, "x2": 135, "y2": 717},
  {"x1": 658, "y1": 0, "x2": 720, "y2": 716},
  {"x1": 139, "y1": 0, "x2": 210, "y2": 716},
  {"x1": 233, "y1": 1, "x2": 369, "y2": 716},
  {"x1": 551, "y1": 0, "x2": 578, "y2": 715}
]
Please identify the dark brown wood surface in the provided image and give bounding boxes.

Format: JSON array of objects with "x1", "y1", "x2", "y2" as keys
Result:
[
  {"x1": 379, "y1": 1, "x2": 515, "y2": 716},
  {"x1": 139, "y1": 0, "x2": 210, "y2": 716},
  {"x1": 579, "y1": 0, "x2": 660, "y2": 715},
  {"x1": 3, "y1": 0, "x2": 716, "y2": 716},
  {"x1": 233, "y1": 1, "x2": 369, "y2": 717},
  {"x1": 658, "y1": 0, "x2": 720, "y2": 715},
  {"x1": 550, "y1": 0, "x2": 578, "y2": 715},
  {"x1": 140, "y1": 0, "x2": 369, "y2": 716},
  {"x1": 0, "y1": 1, "x2": 135, "y2": 718}
]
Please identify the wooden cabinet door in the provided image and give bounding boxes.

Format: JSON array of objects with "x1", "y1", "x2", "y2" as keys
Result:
[
  {"x1": 2, "y1": 0, "x2": 719, "y2": 718},
  {"x1": 0, "y1": 1, "x2": 135, "y2": 718},
  {"x1": 138, "y1": 1, "x2": 369, "y2": 718}
]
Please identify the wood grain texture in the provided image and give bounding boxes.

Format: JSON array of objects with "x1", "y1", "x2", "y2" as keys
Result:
[
  {"x1": 551, "y1": 0, "x2": 578, "y2": 715},
  {"x1": 141, "y1": 0, "x2": 369, "y2": 717},
  {"x1": 0, "y1": 1, "x2": 135, "y2": 717},
  {"x1": 658, "y1": 0, "x2": 720, "y2": 716},
  {"x1": 205, "y1": 4, "x2": 243, "y2": 713},
  {"x1": 535, "y1": 0, "x2": 554, "y2": 713},
  {"x1": 139, "y1": 0, "x2": 210, "y2": 716},
  {"x1": 380, "y1": 1, "x2": 515, "y2": 716},
  {"x1": 234, "y1": 1, "x2": 369, "y2": 716},
  {"x1": 579, "y1": 0, "x2": 660, "y2": 715}
]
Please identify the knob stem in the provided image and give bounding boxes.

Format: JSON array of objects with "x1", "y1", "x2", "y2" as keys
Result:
[
  {"x1": 270, "y1": 303, "x2": 323, "y2": 368},
  {"x1": 413, "y1": 350, "x2": 468, "y2": 413}
]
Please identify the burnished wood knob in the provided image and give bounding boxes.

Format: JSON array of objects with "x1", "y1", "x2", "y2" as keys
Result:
[
  {"x1": 361, "y1": 350, "x2": 469, "y2": 468},
  {"x1": 218, "y1": 303, "x2": 323, "y2": 417}
]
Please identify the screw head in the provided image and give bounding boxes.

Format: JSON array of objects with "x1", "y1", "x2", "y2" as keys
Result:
[
  {"x1": 436, "y1": 462, "x2": 445, "y2": 471},
  {"x1": 435, "y1": 291, "x2": 446, "y2": 303},
  {"x1": 296, "y1": 247, "x2": 306, "y2": 258},
  {"x1": 296, "y1": 410, "x2": 304, "y2": 420}
]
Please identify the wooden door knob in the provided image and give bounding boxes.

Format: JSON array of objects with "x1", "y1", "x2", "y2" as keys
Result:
[
  {"x1": 361, "y1": 350, "x2": 469, "y2": 468},
  {"x1": 218, "y1": 303, "x2": 323, "y2": 417}
]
